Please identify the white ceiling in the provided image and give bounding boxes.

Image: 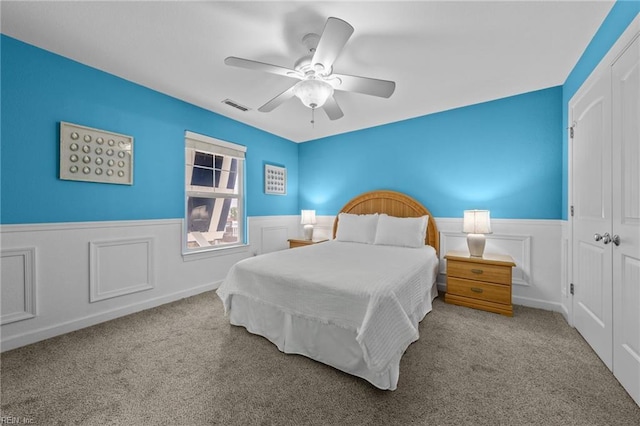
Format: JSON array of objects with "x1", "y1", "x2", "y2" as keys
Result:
[{"x1": 2, "y1": 1, "x2": 614, "y2": 143}]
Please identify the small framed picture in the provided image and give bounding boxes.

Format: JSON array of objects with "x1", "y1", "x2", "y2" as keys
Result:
[{"x1": 265, "y1": 164, "x2": 286, "y2": 195}]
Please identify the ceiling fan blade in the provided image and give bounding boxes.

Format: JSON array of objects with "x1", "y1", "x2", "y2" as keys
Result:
[
  {"x1": 258, "y1": 84, "x2": 297, "y2": 112},
  {"x1": 225, "y1": 57, "x2": 302, "y2": 79},
  {"x1": 312, "y1": 17, "x2": 354, "y2": 72},
  {"x1": 330, "y1": 73, "x2": 396, "y2": 98},
  {"x1": 322, "y1": 96, "x2": 344, "y2": 120}
]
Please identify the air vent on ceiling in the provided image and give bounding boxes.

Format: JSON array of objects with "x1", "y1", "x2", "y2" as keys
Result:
[{"x1": 222, "y1": 99, "x2": 250, "y2": 112}]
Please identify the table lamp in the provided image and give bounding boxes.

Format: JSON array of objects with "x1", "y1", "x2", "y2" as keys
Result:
[
  {"x1": 301, "y1": 210, "x2": 317, "y2": 240},
  {"x1": 463, "y1": 210, "x2": 492, "y2": 257}
]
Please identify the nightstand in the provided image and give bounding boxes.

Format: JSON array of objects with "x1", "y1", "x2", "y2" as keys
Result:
[
  {"x1": 444, "y1": 250, "x2": 515, "y2": 316},
  {"x1": 287, "y1": 238, "x2": 328, "y2": 249}
]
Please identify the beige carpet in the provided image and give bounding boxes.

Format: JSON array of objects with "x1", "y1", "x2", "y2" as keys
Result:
[{"x1": 1, "y1": 291, "x2": 639, "y2": 425}]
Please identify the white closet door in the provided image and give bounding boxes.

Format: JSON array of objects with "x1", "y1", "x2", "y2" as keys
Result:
[
  {"x1": 571, "y1": 68, "x2": 613, "y2": 369},
  {"x1": 612, "y1": 34, "x2": 640, "y2": 406}
]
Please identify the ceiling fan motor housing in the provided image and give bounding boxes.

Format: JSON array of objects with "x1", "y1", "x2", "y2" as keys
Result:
[{"x1": 297, "y1": 33, "x2": 333, "y2": 76}]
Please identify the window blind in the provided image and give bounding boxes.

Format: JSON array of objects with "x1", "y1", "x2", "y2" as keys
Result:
[{"x1": 185, "y1": 131, "x2": 246, "y2": 158}]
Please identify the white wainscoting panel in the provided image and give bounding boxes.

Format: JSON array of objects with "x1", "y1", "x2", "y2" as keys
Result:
[
  {"x1": 89, "y1": 237, "x2": 154, "y2": 303},
  {"x1": 1, "y1": 247, "x2": 37, "y2": 325},
  {"x1": 248, "y1": 216, "x2": 302, "y2": 256},
  {"x1": 313, "y1": 216, "x2": 336, "y2": 241},
  {"x1": 260, "y1": 227, "x2": 289, "y2": 254},
  {"x1": 247, "y1": 216, "x2": 335, "y2": 255},
  {"x1": 0, "y1": 219, "x2": 252, "y2": 352},
  {"x1": 0, "y1": 215, "x2": 564, "y2": 351}
]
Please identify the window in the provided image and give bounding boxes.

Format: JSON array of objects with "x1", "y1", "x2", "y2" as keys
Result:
[{"x1": 184, "y1": 131, "x2": 246, "y2": 253}]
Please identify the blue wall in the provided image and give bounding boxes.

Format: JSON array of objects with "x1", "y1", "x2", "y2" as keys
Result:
[
  {"x1": 0, "y1": 36, "x2": 299, "y2": 224},
  {"x1": 299, "y1": 87, "x2": 563, "y2": 219},
  {"x1": 561, "y1": 1, "x2": 640, "y2": 220}
]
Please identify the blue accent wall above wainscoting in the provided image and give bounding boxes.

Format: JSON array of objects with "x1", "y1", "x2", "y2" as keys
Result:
[
  {"x1": 299, "y1": 87, "x2": 563, "y2": 219},
  {"x1": 0, "y1": 35, "x2": 299, "y2": 224}
]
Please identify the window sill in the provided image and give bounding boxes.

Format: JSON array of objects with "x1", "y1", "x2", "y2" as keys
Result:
[{"x1": 182, "y1": 244, "x2": 250, "y2": 262}]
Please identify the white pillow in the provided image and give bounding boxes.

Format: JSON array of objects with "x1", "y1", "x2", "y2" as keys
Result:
[
  {"x1": 335, "y1": 213, "x2": 379, "y2": 244},
  {"x1": 373, "y1": 214, "x2": 428, "y2": 248}
]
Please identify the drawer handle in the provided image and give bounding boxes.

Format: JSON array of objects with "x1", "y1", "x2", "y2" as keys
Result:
[
  {"x1": 471, "y1": 269, "x2": 484, "y2": 274},
  {"x1": 470, "y1": 287, "x2": 484, "y2": 294}
]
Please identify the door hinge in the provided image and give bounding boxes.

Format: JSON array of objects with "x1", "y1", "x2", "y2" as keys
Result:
[
  {"x1": 570, "y1": 283, "x2": 574, "y2": 295},
  {"x1": 570, "y1": 205, "x2": 574, "y2": 217},
  {"x1": 570, "y1": 127, "x2": 574, "y2": 139}
]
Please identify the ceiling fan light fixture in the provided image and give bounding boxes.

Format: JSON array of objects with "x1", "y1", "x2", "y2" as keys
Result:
[{"x1": 293, "y1": 79, "x2": 334, "y2": 109}]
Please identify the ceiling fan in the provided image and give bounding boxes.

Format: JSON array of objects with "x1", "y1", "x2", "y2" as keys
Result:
[{"x1": 224, "y1": 17, "x2": 396, "y2": 122}]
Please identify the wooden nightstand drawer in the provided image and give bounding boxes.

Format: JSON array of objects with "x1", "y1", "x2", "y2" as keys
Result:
[
  {"x1": 447, "y1": 259, "x2": 512, "y2": 285},
  {"x1": 447, "y1": 277, "x2": 511, "y2": 305}
]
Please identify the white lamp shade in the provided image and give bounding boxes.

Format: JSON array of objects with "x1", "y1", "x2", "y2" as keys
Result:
[
  {"x1": 463, "y1": 210, "x2": 492, "y2": 234},
  {"x1": 293, "y1": 79, "x2": 334, "y2": 108},
  {"x1": 301, "y1": 210, "x2": 317, "y2": 225}
]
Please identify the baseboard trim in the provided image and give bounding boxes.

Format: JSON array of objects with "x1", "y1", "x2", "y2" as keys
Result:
[
  {"x1": 512, "y1": 295, "x2": 563, "y2": 313},
  {"x1": 1, "y1": 280, "x2": 221, "y2": 352}
]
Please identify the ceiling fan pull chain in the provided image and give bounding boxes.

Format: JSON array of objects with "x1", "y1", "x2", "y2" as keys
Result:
[{"x1": 311, "y1": 107, "x2": 315, "y2": 128}]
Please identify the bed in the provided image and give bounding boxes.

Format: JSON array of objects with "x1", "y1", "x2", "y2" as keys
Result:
[{"x1": 216, "y1": 190, "x2": 440, "y2": 390}]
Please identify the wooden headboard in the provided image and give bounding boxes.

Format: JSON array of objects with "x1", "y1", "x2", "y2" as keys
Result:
[{"x1": 332, "y1": 190, "x2": 439, "y2": 255}]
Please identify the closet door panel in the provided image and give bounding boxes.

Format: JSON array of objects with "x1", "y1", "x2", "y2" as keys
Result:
[
  {"x1": 571, "y1": 70, "x2": 613, "y2": 369},
  {"x1": 612, "y1": 34, "x2": 640, "y2": 406}
]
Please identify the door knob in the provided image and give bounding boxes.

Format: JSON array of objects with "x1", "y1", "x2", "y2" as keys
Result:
[
  {"x1": 594, "y1": 233, "x2": 603, "y2": 242},
  {"x1": 612, "y1": 234, "x2": 620, "y2": 246},
  {"x1": 602, "y1": 232, "x2": 612, "y2": 244}
]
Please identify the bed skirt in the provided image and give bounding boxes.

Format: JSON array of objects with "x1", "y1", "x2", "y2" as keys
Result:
[{"x1": 226, "y1": 283, "x2": 438, "y2": 390}]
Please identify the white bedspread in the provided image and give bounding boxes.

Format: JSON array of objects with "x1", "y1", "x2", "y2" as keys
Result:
[{"x1": 217, "y1": 241, "x2": 438, "y2": 373}]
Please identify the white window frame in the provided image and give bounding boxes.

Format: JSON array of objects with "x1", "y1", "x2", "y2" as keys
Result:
[{"x1": 183, "y1": 131, "x2": 246, "y2": 255}]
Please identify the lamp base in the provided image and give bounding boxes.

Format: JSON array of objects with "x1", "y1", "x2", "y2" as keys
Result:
[
  {"x1": 303, "y1": 224, "x2": 314, "y2": 241},
  {"x1": 467, "y1": 233, "x2": 486, "y2": 257}
]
